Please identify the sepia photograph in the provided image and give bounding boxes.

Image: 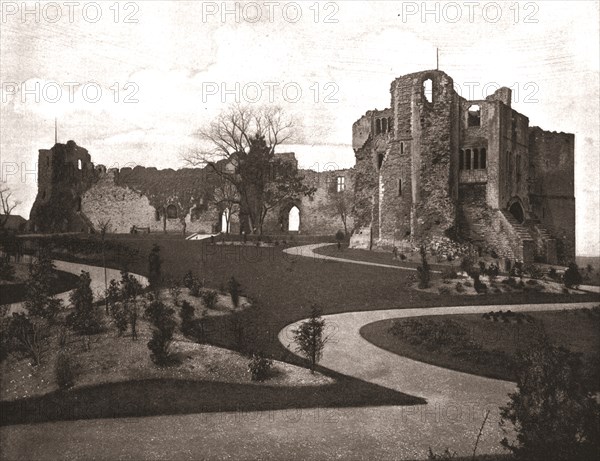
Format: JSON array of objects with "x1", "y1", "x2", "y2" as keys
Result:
[{"x1": 0, "y1": 1, "x2": 599, "y2": 460}]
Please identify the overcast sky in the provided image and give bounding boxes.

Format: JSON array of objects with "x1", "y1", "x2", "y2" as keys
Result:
[{"x1": 1, "y1": 1, "x2": 598, "y2": 254}]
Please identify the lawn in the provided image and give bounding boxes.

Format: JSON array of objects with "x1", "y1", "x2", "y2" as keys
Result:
[
  {"x1": 360, "y1": 308, "x2": 600, "y2": 389},
  {"x1": 33, "y1": 233, "x2": 598, "y2": 361},
  {"x1": 0, "y1": 262, "x2": 80, "y2": 306}
]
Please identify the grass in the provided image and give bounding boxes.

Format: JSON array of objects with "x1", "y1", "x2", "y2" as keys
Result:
[
  {"x1": 0, "y1": 264, "x2": 79, "y2": 305},
  {"x1": 360, "y1": 308, "x2": 600, "y2": 389},
  {"x1": 32, "y1": 234, "x2": 598, "y2": 360}
]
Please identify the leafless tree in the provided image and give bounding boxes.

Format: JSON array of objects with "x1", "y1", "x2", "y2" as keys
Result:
[
  {"x1": 184, "y1": 104, "x2": 298, "y2": 234},
  {"x1": 0, "y1": 185, "x2": 21, "y2": 229}
]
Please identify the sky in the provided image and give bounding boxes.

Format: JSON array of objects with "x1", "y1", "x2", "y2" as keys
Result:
[{"x1": 1, "y1": 1, "x2": 598, "y2": 255}]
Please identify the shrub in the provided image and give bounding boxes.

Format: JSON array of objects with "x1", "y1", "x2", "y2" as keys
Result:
[
  {"x1": 427, "y1": 448, "x2": 457, "y2": 460},
  {"x1": 183, "y1": 270, "x2": 195, "y2": 289},
  {"x1": 248, "y1": 352, "x2": 273, "y2": 381},
  {"x1": 460, "y1": 255, "x2": 475, "y2": 275},
  {"x1": 399, "y1": 253, "x2": 407, "y2": 261},
  {"x1": 24, "y1": 249, "x2": 62, "y2": 321},
  {"x1": 148, "y1": 244, "x2": 162, "y2": 289},
  {"x1": 416, "y1": 246, "x2": 431, "y2": 289},
  {"x1": 228, "y1": 276, "x2": 241, "y2": 308},
  {"x1": 168, "y1": 279, "x2": 182, "y2": 306},
  {"x1": 455, "y1": 282, "x2": 465, "y2": 293},
  {"x1": 464, "y1": 280, "x2": 473, "y2": 288},
  {"x1": 201, "y1": 289, "x2": 218, "y2": 310},
  {"x1": 0, "y1": 258, "x2": 15, "y2": 281},
  {"x1": 473, "y1": 273, "x2": 488, "y2": 294},
  {"x1": 563, "y1": 262, "x2": 583, "y2": 289},
  {"x1": 438, "y1": 286, "x2": 451, "y2": 295},
  {"x1": 67, "y1": 271, "x2": 103, "y2": 335},
  {"x1": 500, "y1": 337, "x2": 600, "y2": 461},
  {"x1": 441, "y1": 267, "x2": 457, "y2": 282},
  {"x1": 179, "y1": 300, "x2": 195, "y2": 335},
  {"x1": 335, "y1": 230, "x2": 345, "y2": 242},
  {"x1": 55, "y1": 352, "x2": 75, "y2": 390},
  {"x1": 548, "y1": 267, "x2": 558, "y2": 280},
  {"x1": 525, "y1": 264, "x2": 543, "y2": 280},
  {"x1": 145, "y1": 301, "x2": 176, "y2": 365},
  {"x1": 7, "y1": 313, "x2": 47, "y2": 365},
  {"x1": 190, "y1": 278, "x2": 203, "y2": 297}
]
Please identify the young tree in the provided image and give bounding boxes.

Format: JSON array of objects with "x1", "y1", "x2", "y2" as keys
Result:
[
  {"x1": 106, "y1": 279, "x2": 128, "y2": 336},
  {"x1": 24, "y1": 248, "x2": 62, "y2": 321},
  {"x1": 328, "y1": 190, "x2": 352, "y2": 237},
  {"x1": 228, "y1": 276, "x2": 241, "y2": 308},
  {"x1": 148, "y1": 244, "x2": 162, "y2": 290},
  {"x1": 120, "y1": 271, "x2": 143, "y2": 340},
  {"x1": 416, "y1": 245, "x2": 431, "y2": 289},
  {"x1": 185, "y1": 105, "x2": 314, "y2": 234},
  {"x1": 8, "y1": 313, "x2": 47, "y2": 366},
  {"x1": 563, "y1": 262, "x2": 583, "y2": 289},
  {"x1": 145, "y1": 300, "x2": 176, "y2": 365},
  {"x1": 292, "y1": 305, "x2": 330, "y2": 373},
  {"x1": 500, "y1": 337, "x2": 600, "y2": 461},
  {"x1": 67, "y1": 271, "x2": 103, "y2": 335}
]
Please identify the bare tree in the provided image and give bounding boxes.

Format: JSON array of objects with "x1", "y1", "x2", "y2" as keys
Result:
[
  {"x1": 185, "y1": 104, "x2": 303, "y2": 234},
  {"x1": 0, "y1": 185, "x2": 21, "y2": 229},
  {"x1": 329, "y1": 190, "x2": 352, "y2": 236}
]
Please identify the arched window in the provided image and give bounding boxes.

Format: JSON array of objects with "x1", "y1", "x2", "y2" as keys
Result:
[
  {"x1": 381, "y1": 118, "x2": 387, "y2": 133},
  {"x1": 155, "y1": 209, "x2": 160, "y2": 221},
  {"x1": 468, "y1": 105, "x2": 481, "y2": 127},
  {"x1": 465, "y1": 149, "x2": 472, "y2": 170},
  {"x1": 473, "y1": 148, "x2": 479, "y2": 169},
  {"x1": 166, "y1": 204, "x2": 178, "y2": 219},
  {"x1": 288, "y1": 206, "x2": 300, "y2": 232},
  {"x1": 221, "y1": 208, "x2": 230, "y2": 233},
  {"x1": 423, "y1": 78, "x2": 433, "y2": 103},
  {"x1": 377, "y1": 153, "x2": 384, "y2": 170},
  {"x1": 400, "y1": 142, "x2": 404, "y2": 156},
  {"x1": 375, "y1": 118, "x2": 381, "y2": 134},
  {"x1": 77, "y1": 159, "x2": 82, "y2": 170},
  {"x1": 480, "y1": 148, "x2": 487, "y2": 169},
  {"x1": 398, "y1": 179, "x2": 402, "y2": 196},
  {"x1": 76, "y1": 197, "x2": 81, "y2": 212},
  {"x1": 459, "y1": 149, "x2": 465, "y2": 170},
  {"x1": 387, "y1": 117, "x2": 392, "y2": 132}
]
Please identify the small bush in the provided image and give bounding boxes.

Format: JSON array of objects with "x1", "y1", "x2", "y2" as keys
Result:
[
  {"x1": 335, "y1": 230, "x2": 345, "y2": 242},
  {"x1": 190, "y1": 278, "x2": 203, "y2": 297},
  {"x1": 399, "y1": 253, "x2": 407, "y2": 261},
  {"x1": 441, "y1": 267, "x2": 457, "y2": 282},
  {"x1": 179, "y1": 300, "x2": 195, "y2": 335},
  {"x1": 146, "y1": 301, "x2": 176, "y2": 366},
  {"x1": 183, "y1": 271, "x2": 195, "y2": 289},
  {"x1": 548, "y1": 267, "x2": 558, "y2": 280},
  {"x1": 563, "y1": 262, "x2": 583, "y2": 289},
  {"x1": 248, "y1": 353, "x2": 273, "y2": 381},
  {"x1": 0, "y1": 258, "x2": 15, "y2": 281},
  {"x1": 438, "y1": 286, "x2": 451, "y2": 295},
  {"x1": 464, "y1": 280, "x2": 473, "y2": 288},
  {"x1": 55, "y1": 352, "x2": 75, "y2": 390},
  {"x1": 455, "y1": 282, "x2": 465, "y2": 293},
  {"x1": 168, "y1": 280, "x2": 182, "y2": 306},
  {"x1": 201, "y1": 289, "x2": 218, "y2": 310},
  {"x1": 473, "y1": 273, "x2": 488, "y2": 294}
]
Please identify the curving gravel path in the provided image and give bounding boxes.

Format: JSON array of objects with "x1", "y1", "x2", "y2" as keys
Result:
[
  {"x1": 278, "y1": 301, "x2": 598, "y2": 458},
  {"x1": 2, "y1": 259, "x2": 148, "y2": 315}
]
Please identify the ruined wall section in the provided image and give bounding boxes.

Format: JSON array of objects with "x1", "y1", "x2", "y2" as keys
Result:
[{"x1": 528, "y1": 128, "x2": 575, "y2": 262}]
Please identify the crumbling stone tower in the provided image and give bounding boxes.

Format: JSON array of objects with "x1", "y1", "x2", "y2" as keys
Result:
[
  {"x1": 29, "y1": 140, "x2": 96, "y2": 233},
  {"x1": 352, "y1": 69, "x2": 575, "y2": 264}
]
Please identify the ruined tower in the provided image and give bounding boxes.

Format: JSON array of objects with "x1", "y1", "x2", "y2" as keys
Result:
[{"x1": 352, "y1": 69, "x2": 575, "y2": 264}]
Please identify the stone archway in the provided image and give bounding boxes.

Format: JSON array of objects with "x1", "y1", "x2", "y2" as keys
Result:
[
  {"x1": 221, "y1": 208, "x2": 230, "y2": 233},
  {"x1": 509, "y1": 201, "x2": 525, "y2": 224},
  {"x1": 288, "y1": 206, "x2": 300, "y2": 232}
]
